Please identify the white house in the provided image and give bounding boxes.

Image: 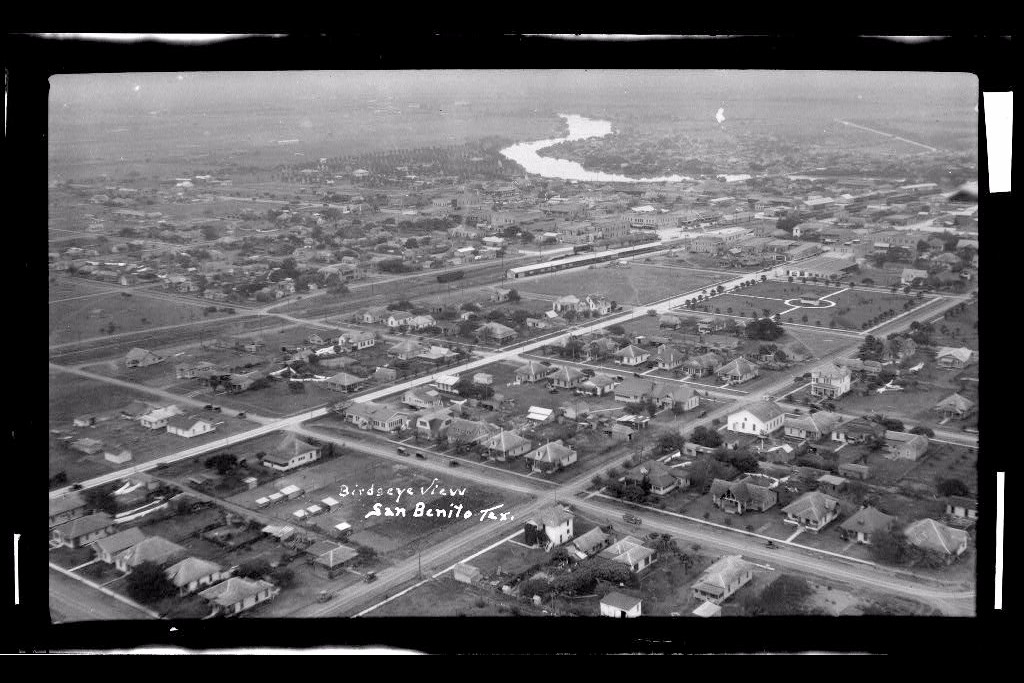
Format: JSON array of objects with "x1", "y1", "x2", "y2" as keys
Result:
[
  {"x1": 165, "y1": 417, "x2": 216, "y2": 439},
  {"x1": 691, "y1": 555, "x2": 753, "y2": 605},
  {"x1": 139, "y1": 405, "x2": 183, "y2": 430},
  {"x1": 262, "y1": 435, "x2": 321, "y2": 472},
  {"x1": 615, "y1": 344, "x2": 651, "y2": 366},
  {"x1": 727, "y1": 402, "x2": 786, "y2": 436},
  {"x1": 600, "y1": 592, "x2": 642, "y2": 618},
  {"x1": 810, "y1": 362, "x2": 852, "y2": 399},
  {"x1": 526, "y1": 506, "x2": 574, "y2": 548}
]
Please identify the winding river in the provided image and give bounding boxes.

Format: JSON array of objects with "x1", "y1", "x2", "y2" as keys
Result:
[{"x1": 500, "y1": 113, "x2": 695, "y2": 183}]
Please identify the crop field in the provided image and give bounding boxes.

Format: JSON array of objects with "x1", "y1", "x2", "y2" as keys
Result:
[{"x1": 515, "y1": 263, "x2": 725, "y2": 307}]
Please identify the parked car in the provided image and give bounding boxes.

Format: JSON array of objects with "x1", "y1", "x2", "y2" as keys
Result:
[
  {"x1": 415, "y1": 453, "x2": 426, "y2": 460},
  {"x1": 622, "y1": 514, "x2": 642, "y2": 526},
  {"x1": 237, "y1": 412, "x2": 247, "y2": 419},
  {"x1": 698, "y1": 410, "x2": 708, "y2": 418},
  {"x1": 766, "y1": 541, "x2": 779, "y2": 549},
  {"x1": 211, "y1": 406, "x2": 222, "y2": 412},
  {"x1": 397, "y1": 447, "x2": 408, "y2": 456},
  {"x1": 203, "y1": 404, "x2": 214, "y2": 410},
  {"x1": 449, "y1": 460, "x2": 460, "y2": 467},
  {"x1": 317, "y1": 590, "x2": 333, "y2": 603},
  {"x1": 363, "y1": 572, "x2": 377, "y2": 583}
]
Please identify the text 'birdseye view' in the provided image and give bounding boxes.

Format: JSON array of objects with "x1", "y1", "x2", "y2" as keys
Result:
[{"x1": 48, "y1": 69, "x2": 979, "y2": 626}]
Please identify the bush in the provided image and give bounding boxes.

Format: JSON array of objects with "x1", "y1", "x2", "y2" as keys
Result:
[{"x1": 126, "y1": 561, "x2": 177, "y2": 604}]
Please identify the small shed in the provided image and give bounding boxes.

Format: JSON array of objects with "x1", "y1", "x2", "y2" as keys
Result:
[
  {"x1": 267, "y1": 492, "x2": 285, "y2": 505},
  {"x1": 255, "y1": 497, "x2": 271, "y2": 508},
  {"x1": 453, "y1": 563, "x2": 482, "y2": 585},
  {"x1": 693, "y1": 601, "x2": 722, "y2": 618},
  {"x1": 292, "y1": 509, "x2": 307, "y2": 520},
  {"x1": 280, "y1": 485, "x2": 304, "y2": 500},
  {"x1": 600, "y1": 591, "x2": 642, "y2": 618},
  {"x1": 305, "y1": 505, "x2": 324, "y2": 517},
  {"x1": 321, "y1": 497, "x2": 340, "y2": 510}
]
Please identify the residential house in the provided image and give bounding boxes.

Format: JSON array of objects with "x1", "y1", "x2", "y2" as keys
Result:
[
  {"x1": 453, "y1": 563, "x2": 482, "y2": 585},
  {"x1": 571, "y1": 527, "x2": 612, "y2": 559},
  {"x1": 324, "y1": 372, "x2": 366, "y2": 393},
  {"x1": 138, "y1": 405, "x2": 183, "y2": 430},
  {"x1": 176, "y1": 361, "x2": 217, "y2": 379},
  {"x1": 781, "y1": 491, "x2": 841, "y2": 532},
  {"x1": 584, "y1": 295, "x2": 613, "y2": 315},
  {"x1": 945, "y1": 496, "x2": 978, "y2": 522},
  {"x1": 361, "y1": 307, "x2": 389, "y2": 324},
  {"x1": 552, "y1": 295, "x2": 585, "y2": 314},
  {"x1": 615, "y1": 344, "x2": 651, "y2": 366},
  {"x1": 104, "y1": 445, "x2": 133, "y2": 465},
  {"x1": 810, "y1": 363, "x2": 852, "y2": 399},
  {"x1": 402, "y1": 387, "x2": 444, "y2": 410},
  {"x1": 52, "y1": 513, "x2": 115, "y2": 548},
  {"x1": 306, "y1": 331, "x2": 330, "y2": 346},
  {"x1": 691, "y1": 555, "x2": 753, "y2": 605},
  {"x1": 344, "y1": 403, "x2": 412, "y2": 433},
  {"x1": 385, "y1": 311, "x2": 414, "y2": 329},
  {"x1": 307, "y1": 541, "x2": 359, "y2": 579},
  {"x1": 904, "y1": 518, "x2": 969, "y2": 560},
  {"x1": 525, "y1": 506, "x2": 575, "y2": 548},
  {"x1": 934, "y1": 393, "x2": 976, "y2": 420},
  {"x1": 654, "y1": 346, "x2": 687, "y2": 371},
  {"x1": 125, "y1": 347, "x2": 165, "y2": 368},
  {"x1": 482, "y1": 430, "x2": 532, "y2": 461},
  {"x1": 340, "y1": 331, "x2": 376, "y2": 351},
  {"x1": 165, "y1": 557, "x2": 232, "y2": 596},
  {"x1": 165, "y1": 416, "x2": 216, "y2": 439},
  {"x1": 885, "y1": 431, "x2": 929, "y2": 461},
  {"x1": 717, "y1": 357, "x2": 760, "y2": 385},
  {"x1": 600, "y1": 592, "x2": 642, "y2": 618},
  {"x1": 935, "y1": 346, "x2": 974, "y2": 370},
  {"x1": 901, "y1": 268, "x2": 929, "y2": 285},
  {"x1": 199, "y1": 577, "x2": 280, "y2": 617},
  {"x1": 49, "y1": 493, "x2": 88, "y2": 528},
  {"x1": 226, "y1": 372, "x2": 261, "y2": 393},
  {"x1": 446, "y1": 418, "x2": 501, "y2": 448},
  {"x1": 475, "y1": 322, "x2": 518, "y2": 345},
  {"x1": 839, "y1": 506, "x2": 896, "y2": 545},
  {"x1": 262, "y1": 435, "x2": 322, "y2": 472},
  {"x1": 614, "y1": 378, "x2": 657, "y2": 404},
  {"x1": 525, "y1": 440, "x2": 578, "y2": 473},
  {"x1": 408, "y1": 314, "x2": 436, "y2": 330},
  {"x1": 816, "y1": 474, "x2": 848, "y2": 496},
  {"x1": 727, "y1": 402, "x2": 786, "y2": 436},
  {"x1": 490, "y1": 288, "x2": 513, "y2": 304},
  {"x1": 784, "y1": 412, "x2": 841, "y2": 441},
  {"x1": 682, "y1": 352, "x2": 722, "y2": 378},
  {"x1": 92, "y1": 527, "x2": 147, "y2": 564},
  {"x1": 579, "y1": 373, "x2": 618, "y2": 396},
  {"x1": 119, "y1": 401, "x2": 151, "y2": 420},
  {"x1": 838, "y1": 462, "x2": 871, "y2": 480},
  {"x1": 709, "y1": 476, "x2": 778, "y2": 514},
  {"x1": 515, "y1": 361, "x2": 548, "y2": 384},
  {"x1": 654, "y1": 385, "x2": 699, "y2": 412},
  {"x1": 416, "y1": 408, "x2": 454, "y2": 440},
  {"x1": 624, "y1": 460, "x2": 690, "y2": 495},
  {"x1": 114, "y1": 536, "x2": 187, "y2": 573},
  {"x1": 598, "y1": 536, "x2": 657, "y2": 573},
  {"x1": 547, "y1": 365, "x2": 585, "y2": 389},
  {"x1": 831, "y1": 417, "x2": 885, "y2": 445}
]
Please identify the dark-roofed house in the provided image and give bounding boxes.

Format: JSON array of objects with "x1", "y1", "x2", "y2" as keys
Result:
[
  {"x1": 654, "y1": 385, "x2": 700, "y2": 412},
  {"x1": 600, "y1": 591, "x2": 642, "y2": 618},
  {"x1": 782, "y1": 491, "x2": 841, "y2": 532},
  {"x1": 935, "y1": 346, "x2": 974, "y2": 370},
  {"x1": 92, "y1": 527, "x2": 147, "y2": 564},
  {"x1": 199, "y1": 577, "x2": 280, "y2": 617},
  {"x1": 904, "y1": 518, "x2": 969, "y2": 560},
  {"x1": 52, "y1": 512, "x2": 115, "y2": 548},
  {"x1": 934, "y1": 393, "x2": 976, "y2": 420},
  {"x1": 885, "y1": 431, "x2": 929, "y2": 461},
  {"x1": 614, "y1": 378, "x2": 657, "y2": 404},
  {"x1": 114, "y1": 536, "x2": 187, "y2": 573},
  {"x1": 262, "y1": 435, "x2": 322, "y2": 472},
  {"x1": 388, "y1": 339, "x2": 427, "y2": 361},
  {"x1": 571, "y1": 527, "x2": 612, "y2": 559},
  {"x1": 709, "y1": 477, "x2": 778, "y2": 515},
  {"x1": 727, "y1": 402, "x2": 785, "y2": 436},
  {"x1": 839, "y1": 506, "x2": 896, "y2": 545},
  {"x1": 946, "y1": 496, "x2": 978, "y2": 522},
  {"x1": 475, "y1": 322, "x2": 518, "y2": 345},
  {"x1": 166, "y1": 557, "x2": 232, "y2": 595},
  {"x1": 324, "y1": 372, "x2": 366, "y2": 393},
  {"x1": 598, "y1": 536, "x2": 657, "y2": 573},
  {"x1": 717, "y1": 358, "x2": 760, "y2": 385},
  {"x1": 482, "y1": 430, "x2": 532, "y2": 461},
  {"x1": 624, "y1": 460, "x2": 691, "y2": 495},
  {"x1": 831, "y1": 417, "x2": 885, "y2": 445},
  {"x1": 515, "y1": 361, "x2": 549, "y2": 384},
  {"x1": 691, "y1": 555, "x2": 753, "y2": 605},
  {"x1": 683, "y1": 353, "x2": 722, "y2": 378},
  {"x1": 49, "y1": 492, "x2": 88, "y2": 528}
]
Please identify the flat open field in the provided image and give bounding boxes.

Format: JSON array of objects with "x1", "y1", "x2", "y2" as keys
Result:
[
  {"x1": 366, "y1": 575, "x2": 541, "y2": 617},
  {"x1": 49, "y1": 280, "x2": 233, "y2": 346},
  {"x1": 515, "y1": 263, "x2": 725, "y2": 307}
]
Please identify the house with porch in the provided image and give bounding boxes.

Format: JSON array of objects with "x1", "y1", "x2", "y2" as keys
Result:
[
  {"x1": 709, "y1": 476, "x2": 778, "y2": 514},
  {"x1": 114, "y1": 536, "x2": 187, "y2": 573},
  {"x1": 199, "y1": 577, "x2": 280, "y2": 617},
  {"x1": 810, "y1": 363, "x2": 853, "y2": 398},
  {"x1": 49, "y1": 492, "x2": 88, "y2": 528},
  {"x1": 654, "y1": 346, "x2": 687, "y2": 371},
  {"x1": 839, "y1": 506, "x2": 896, "y2": 545},
  {"x1": 416, "y1": 408, "x2": 454, "y2": 440},
  {"x1": 139, "y1": 405, "x2": 183, "y2": 430},
  {"x1": 525, "y1": 440, "x2": 578, "y2": 472},
  {"x1": 682, "y1": 352, "x2": 722, "y2": 378},
  {"x1": 388, "y1": 339, "x2": 427, "y2": 361},
  {"x1": 571, "y1": 527, "x2": 612, "y2": 559},
  {"x1": 165, "y1": 557, "x2": 232, "y2": 596},
  {"x1": 691, "y1": 555, "x2": 753, "y2": 605},
  {"x1": 831, "y1": 417, "x2": 885, "y2": 444},
  {"x1": 475, "y1": 322, "x2": 518, "y2": 345},
  {"x1": 579, "y1": 373, "x2": 618, "y2": 396},
  {"x1": 343, "y1": 402, "x2": 411, "y2": 433},
  {"x1": 324, "y1": 372, "x2": 367, "y2": 393},
  {"x1": 624, "y1": 460, "x2": 690, "y2": 495},
  {"x1": 515, "y1": 360, "x2": 548, "y2": 384},
  {"x1": 165, "y1": 416, "x2": 216, "y2": 439},
  {"x1": 614, "y1": 378, "x2": 657, "y2": 404},
  {"x1": 934, "y1": 393, "x2": 976, "y2": 420},
  {"x1": 262, "y1": 435, "x2": 322, "y2": 472},
  {"x1": 385, "y1": 311, "x2": 414, "y2": 329},
  {"x1": 654, "y1": 385, "x2": 700, "y2": 412},
  {"x1": 717, "y1": 357, "x2": 760, "y2": 385},
  {"x1": 482, "y1": 430, "x2": 532, "y2": 461},
  {"x1": 784, "y1": 412, "x2": 841, "y2": 441},
  {"x1": 935, "y1": 346, "x2": 974, "y2": 370},
  {"x1": 615, "y1": 344, "x2": 651, "y2": 366},
  {"x1": 598, "y1": 536, "x2": 657, "y2": 573},
  {"x1": 402, "y1": 387, "x2": 445, "y2": 410},
  {"x1": 945, "y1": 496, "x2": 978, "y2": 522},
  {"x1": 92, "y1": 527, "x2": 147, "y2": 564},
  {"x1": 547, "y1": 365, "x2": 585, "y2": 389},
  {"x1": 51, "y1": 513, "x2": 115, "y2": 548},
  {"x1": 781, "y1": 491, "x2": 841, "y2": 532},
  {"x1": 600, "y1": 592, "x2": 642, "y2": 618}
]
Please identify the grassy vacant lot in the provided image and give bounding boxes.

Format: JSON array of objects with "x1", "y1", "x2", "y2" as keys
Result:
[
  {"x1": 515, "y1": 263, "x2": 724, "y2": 306},
  {"x1": 898, "y1": 442, "x2": 978, "y2": 497},
  {"x1": 49, "y1": 280, "x2": 232, "y2": 346},
  {"x1": 928, "y1": 302, "x2": 979, "y2": 352},
  {"x1": 834, "y1": 360, "x2": 977, "y2": 427},
  {"x1": 470, "y1": 538, "x2": 552, "y2": 577},
  {"x1": 366, "y1": 575, "x2": 540, "y2": 617}
]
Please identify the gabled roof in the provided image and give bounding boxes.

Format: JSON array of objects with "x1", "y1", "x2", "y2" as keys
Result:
[
  {"x1": 904, "y1": 518, "x2": 969, "y2": 555},
  {"x1": 839, "y1": 506, "x2": 895, "y2": 536},
  {"x1": 272, "y1": 434, "x2": 319, "y2": 458},
  {"x1": 484, "y1": 430, "x2": 530, "y2": 453},
  {"x1": 327, "y1": 371, "x2": 365, "y2": 386},
  {"x1": 53, "y1": 512, "x2": 113, "y2": 538},
  {"x1": 533, "y1": 505, "x2": 574, "y2": 527},
  {"x1": 598, "y1": 536, "x2": 655, "y2": 566},
  {"x1": 654, "y1": 346, "x2": 686, "y2": 364},
  {"x1": 49, "y1": 492, "x2": 86, "y2": 518},
  {"x1": 614, "y1": 378, "x2": 657, "y2": 397},
  {"x1": 199, "y1": 577, "x2": 276, "y2": 607},
  {"x1": 813, "y1": 362, "x2": 851, "y2": 379},
  {"x1": 583, "y1": 373, "x2": 617, "y2": 388},
  {"x1": 547, "y1": 365, "x2": 584, "y2": 382},
  {"x1": 784, "y1": 412, "x2": 840, "y2": 435},
  {"x1": 709, "y1": 477, "x2": 775, "y2": 506},
  {"x1": 718, "y1": 357, "x2": 758, "y2": 376},
  {"x1": 572, "y1": 527, "x2": 610, "y2": 555},
  {"x1": 732, "y1": 401, "x2": 785, "y2": 423},
  {"x1": 515, "y1": 360, "x2": 547, "y2": 376},
  {"x1": 526, "y1": 440, "x2": 576, "y2": 464},
  {"x1": 615, "y1": 344, "x2": 649, "y2": 359},
  {"x1": 654, "y1": 384, "x2": 696, "y2": 404},
  {"x1": 935, "y1": 393, "x2": 975, "y2": 412},
  {"x1": 626, "y1": 460, "x2": 688, "y2": 489},
  {"x1": 781, "y1": 491, "x2": 840, "y2": 523},
  {"x1": 92, "y1": 527, "x2": 147, "y2": 557},
  {"x1": 313, "y1": 543, "x2": 359, "y2": 568},
  {"x1": 166, "y1": 415, "x2": 212, "y2": 431},
  {"x1": 165, "y1": 556, "x2": 225, "y2": 587},
  {"x1": 117, "y1": 536, "x2": 186, "y2": 568},
  {"x1": 389, "y1": 339, "x2": 424, "y2": 355},
  {"x1": 935, "y1": 346, "x2": 973, "y2": 363}
]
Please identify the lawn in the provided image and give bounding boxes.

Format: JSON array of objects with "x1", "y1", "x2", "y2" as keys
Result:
[
  {"x1": 366, "y1": 575, "x2": 541, "y2": 617},
  {"x1": 515, "y1": 263, "x2": 724, "y2": 307},
  {"x1": 928, "y1": 301, "x2": 979, "y2": 352},
  {"x1": 49, "y1": 280, "x2": 232, "y2": 346}
]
